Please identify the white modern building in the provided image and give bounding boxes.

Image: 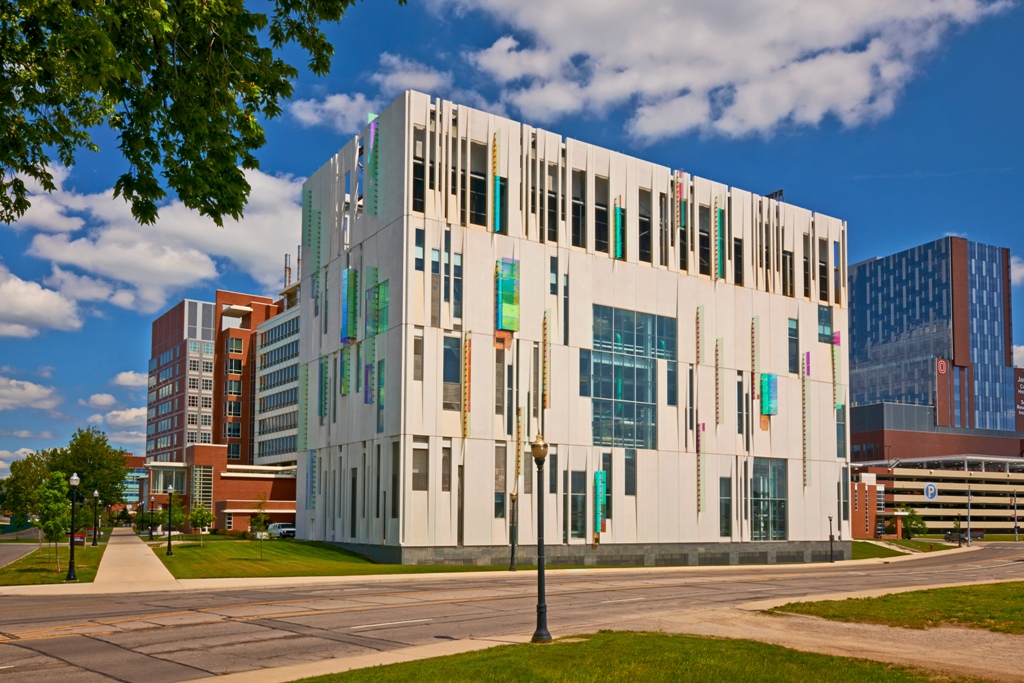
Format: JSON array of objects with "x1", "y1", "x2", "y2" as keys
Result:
[
  {"x1": 296, "y1": 91, "x2": 851, "y2": 565},
  {"x1": 254, "y1": 275, "x2": 301, "y2": 466}
]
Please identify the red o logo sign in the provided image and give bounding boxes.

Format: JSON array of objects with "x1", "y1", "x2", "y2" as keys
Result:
[{"x1": 937, "y1": 360, "x2": 947, "y2": 375}]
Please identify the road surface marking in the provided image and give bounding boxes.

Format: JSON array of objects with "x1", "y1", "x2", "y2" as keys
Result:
[{"x1": 351, "y1": 618, "x2": 432, "y2": 629}]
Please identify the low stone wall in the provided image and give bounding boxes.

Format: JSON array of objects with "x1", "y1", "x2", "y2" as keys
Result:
[{"x1": 332, "y1": 540, "x2": 851, "y2": 566}]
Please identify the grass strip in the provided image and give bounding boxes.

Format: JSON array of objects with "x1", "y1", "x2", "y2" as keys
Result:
[
  {"x1": 850, "y1": 541, "x2": 904, "y2": 560},
  {"x1": 156, "y1": 539, "x2": 509, "y2": 579},
  {"x1": 294, "y1": 631, "x2": 985, "y2": 683},
  {"x1": 774, "y1": 581, "x2": 1024, "y2": 634},
  {"x1": 0, "y1": 544, "x2": 107, "y2": 585},
  {"x1": 884, "y1": 539, "x2": 949, "y2": 553}
]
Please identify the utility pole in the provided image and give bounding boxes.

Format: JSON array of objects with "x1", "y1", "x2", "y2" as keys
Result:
[{"x1": 1014, "y1": 489, "x2": 1018, "y2": 543}]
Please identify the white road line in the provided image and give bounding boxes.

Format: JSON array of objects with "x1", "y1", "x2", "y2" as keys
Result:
[
  {"x1": 351, "y1": 618, "x2": 433, "y2": 630},
  {"x1": 0, "y1": 666, "x2": 14, "y2": 670},
  {"x1": 601, "y1": 597, "x2": 647, "y2": 604}
]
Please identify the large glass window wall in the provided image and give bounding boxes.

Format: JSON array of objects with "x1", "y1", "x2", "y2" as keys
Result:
[
  {"x1": 587, "y1": 305, "x2": 676, "y2": 449},
  {"x1": 751, "y1": 457, "x2": 787, "y2": 541}
]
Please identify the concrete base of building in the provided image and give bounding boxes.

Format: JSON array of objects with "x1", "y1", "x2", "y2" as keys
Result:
[{"x1": 331, "y1": 540, "x2": 852, "y2": 566}]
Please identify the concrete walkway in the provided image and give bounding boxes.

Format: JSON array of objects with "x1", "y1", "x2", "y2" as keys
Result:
[{"x1": 93, "y1": 527, "x2": 178, "y2": 590}]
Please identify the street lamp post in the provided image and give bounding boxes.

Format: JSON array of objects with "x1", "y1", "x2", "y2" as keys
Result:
[
  {"x1": 1014, "y1": 489, "x2": 1018, "y2": 543},
  {"x1": 828, "y1": 515, "x2": 834, "y2": 563},
  {"x1": 967, "y1": 484, "x2": 972, "y2": 547},
  {"x1": 92, "y1": 490, "x2": 99, "y2": 547},
  {"x1": 530, "y1": 434, "x2": 552, "y2": 644},
  {"x1": 957, "y1": 514, "x2": 963, "y2": 547},
  {"x1": 166, "y1": 484, "x2": 174, "y2": 556},
  {"x1": 509, "y1": 491, "x2": 518, "y2": 572},
  {"x1": 149, "y1": 496, "x2": 155, "y2": 540},
  {"x1": 66, "y1": 473, "x2": 80, "y2": 581}
]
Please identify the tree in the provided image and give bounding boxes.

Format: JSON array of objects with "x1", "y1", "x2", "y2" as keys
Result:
[
  {"x1": 160, "y1": 504, "x2": 186, "y2": 531},
  {"x1": 189, "y1": 505, "x2": 215, "y2": 547},
  {"x1": 1, "y1": 451, "x2": 49, "y2": 523},
  {"x1": 886, "y1": 504, "x2": 928, "y2": 540},
  {"x1": 34, "y1": 474, "x2": 71, "y2": 572},
  {"x1": 45, "y1": 428, "x2": 128, "y2": 507},
  {"x1": 251, "y1": 494, "x2": 270, "y2": 560},
  {"x1": 1, "y1": 0, "x2": 393, "y2": 227}
]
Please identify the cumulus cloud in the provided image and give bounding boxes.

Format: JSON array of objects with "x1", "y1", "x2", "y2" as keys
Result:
[
  {"x1": 1015, "y1": 345, "x2": 1024, "y2": 368},
  {"x1": 87, "y1": 414, "x2": 104, "y2": 424},
  {"x1": 371, "y1": 53, "x2": 453, "y2": 98},
  {"x1": 1011, "y1": 255, "x2": 1024, "y2": 286},
  {"x1": 441, "y1": 0, "x2": 1010, "y2": 139},
  {"x1": 0, "y1": 377, "x2": 61, "y2": 412},
  {"x1": 111, "y1": 371, "x2": 148, "y2": 388},
  {"x1": 0, "y1": 262, "x2": 82, "y2": 338},
  {"x1": 105, "y1": 407, "x2": 146, "y2": 429},
  {"x1": 80, "y1": 393, "x2": 116, "y2": 409},
  {"x1": 289, "y1": 53, "x2": 477, "y2": 133},
  {"x1": 290, "y1": 92, "x2": 383, "y2": 135},
  {"x1": 12, "y1": 168, "x2": 302, "y2": 314},
  {"x1": 108, "y1": 431, "x2": 146, "y2": 446},
  {"x1": 36, "y1": 366, "x2": 55, "y2": 378}
]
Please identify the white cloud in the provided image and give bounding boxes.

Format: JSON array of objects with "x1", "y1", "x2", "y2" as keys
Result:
[
  {"x1": 36, "y1": 366, "x2": 55, "y2": 378},
  {"x1": 371, "y1": 53, "x2": 453, "y2": 98},
  {"x1": 87, "y1": 413, "x2": 104, "y2": 424},
  {"x1": 13, "y1": 168, "x2": 302, "y2": 314},
  {"x1": 1011, "y1": 255, "x2": 1024, "y2": 286},
  {"x1": 111, "y1": 371, "x2": 148, "y2": 388},
  {"x1": 441, "y1": 0, "x2": 1010, "y2": 139},
  {"x1": 0, "y1": 262, "x2": 82, "y2": 338},
  {"x1": 290, "y1": 92, "x2": 383, "y2": 135},
  {"x1": 1014, "y1": 345, "x2": 1024, "y2": 368},
  {"x1": 44, "y1": 265, "x2": 116, "y2": 303},
  {"x1": 80, "y1": 393, "x2": 116, "y2": 408},
  {"x1": 0, "y1": 430, "x2": 55, "y2": 439},
  {"x1": 108, "y1": 430, "x2": 146, "y2": 446},
  {"x1": 105, "y1": 407, "x2": 146, "y2": 429},
  {"x1": 0, "y1": 376, "x2": 61, "y2": 412}
]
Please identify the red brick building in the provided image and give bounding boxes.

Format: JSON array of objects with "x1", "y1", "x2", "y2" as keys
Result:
[{"x1": 144, "y1": 444, "x2": 296, "y2": 532}]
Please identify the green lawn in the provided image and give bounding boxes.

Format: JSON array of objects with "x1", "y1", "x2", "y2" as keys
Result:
[
  {"x1": 774, "y1": 581, "x2": 1024, "y2": 635},
  {"x1": 850, "y1": 541, "x2": 905, "y2": 560},
  {"x1": 884, "y1": 539, "x2": 950, "y2": 553},
  {"x1": 294, "y1": 631, "x2": 985, "y2": 683},
  {"x1": 156, "y1": 539, "x2": 509, "y2": 579},
  {"x1": 0, "y1": 543, "x2": 108, "y2": 585}
]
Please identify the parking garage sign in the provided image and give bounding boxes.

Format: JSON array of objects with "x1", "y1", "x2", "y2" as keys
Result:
[{"x1": 923, "y1": 483, "x2": 939, "y2": 501}]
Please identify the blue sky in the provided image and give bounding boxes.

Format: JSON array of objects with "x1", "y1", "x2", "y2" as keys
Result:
[{"x1": 2, "y1": 0, "x2": 1022, "y2": 473}]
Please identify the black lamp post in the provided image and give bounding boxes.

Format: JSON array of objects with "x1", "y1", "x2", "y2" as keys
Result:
[
  {"x1": 828, "y1": 515, "x2": 834, "y2": 563},
  {"x1": 957, "y1": 513, "x2": 963, "y2": 547},
  {"x1": 530, "y1": 434, "x2": 551, "y2": 644},
  {"x1": 66, "y1": 472, "x2": 80, "y2": 581},
  {"x1": 166, "y1": 484, "x2": 174, "y2": 557},
  {"x1": 149, "y1": 495, "x2": 155, "y2": 541},
  {"x1": 509, "y1": 491, "x2": 518, "y2": 571},
  {"x1": 92, "y1": 490, "x2": 100, "y2": 547}
]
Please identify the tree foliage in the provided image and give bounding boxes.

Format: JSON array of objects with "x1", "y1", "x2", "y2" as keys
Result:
[
  {"x1": 34, "y1": 473, "x2": 71, "y2": 571},
  {"x1": 886, "y1": 504, "x2": 929, "y2": 539},
  {"x1": 0, "y1": 451, "x2": 50, "y2": 521},
  {"x1": 44, "y1": 427, "x2": 128, "y2": 506},
  {"x1": 188, "y1": 505, "x2": 214, "y2": 546},
  {"x1": 251, "y1": 493, "x2": 270, "y2": 559},
  {"x1": 0, "y1": 0, "x2": 386, "y2": 227}
]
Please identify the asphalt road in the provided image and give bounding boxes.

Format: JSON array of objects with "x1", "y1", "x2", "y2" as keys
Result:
[
  {"x1": 0, "y1": 545, "x2": 35, "y2": 571},
  {"x1": 1, "y1": 545, "x2": 1022, "y2": 682}
]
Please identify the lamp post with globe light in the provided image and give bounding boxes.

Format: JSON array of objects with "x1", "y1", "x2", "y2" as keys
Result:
[
  {"x1": 66, "y1": 473, "x2": 80, "y2": 581},
  {"x1": 92, "y1": 490, "x2": 100, "y2": 546},
  {"x1": 530, "y1": 434, "x2": 552, "y2": 644},
  {"x1": 149, "y1": 495, "x2": 155, "y2": 540}
]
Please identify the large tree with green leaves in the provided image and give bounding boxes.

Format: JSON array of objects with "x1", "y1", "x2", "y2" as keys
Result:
[
  {"x1": 1, "y1": 0, "x2": 383, "y2": 227},
  {"x1": 45, "y1": 428, "x2": 129, "y2": 506},
  {"x1": 1, "y1": 451, "x2": 49, "y2": 522}
]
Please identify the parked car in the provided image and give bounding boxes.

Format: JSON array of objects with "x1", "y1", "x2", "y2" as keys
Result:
[
  {"x1": 945, "y1": 530, "x2": 985, "y2": 542},
  {"x1": 267, "y1": 523, "x2": 295, "y2": 539}
]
